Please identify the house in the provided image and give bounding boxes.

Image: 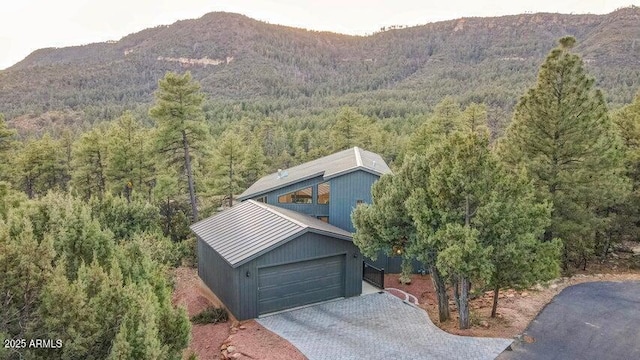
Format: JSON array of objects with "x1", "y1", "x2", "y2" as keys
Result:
[{"x1": 191, "y1": 147, "x2": 410, "y2": 320}]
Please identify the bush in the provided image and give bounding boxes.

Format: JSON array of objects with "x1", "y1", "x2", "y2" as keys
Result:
[{"x1": 190, "y1": 307, "x2": 228, "y2": 325}]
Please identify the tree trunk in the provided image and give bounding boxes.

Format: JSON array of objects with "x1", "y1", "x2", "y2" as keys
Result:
[
  {"x1": 458, "y1": 276, "x2": 471, "y2": 329},
  {"x1": 182, "y1": 130, "x2": 198, "y2": 222},
  {"x1": 429, "y1": 265, "x2": 450, "y2": 322},
  {"x1": 228, "y1": 156, "x2": 233, "y2": 208},
  {"x1": 491, "y1": 284, "x2": 499, "y2": 318}
]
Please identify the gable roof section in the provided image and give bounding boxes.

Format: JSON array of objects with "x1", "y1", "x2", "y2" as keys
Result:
[
  {"x1": 237, "y1": 147, "x2": 391, "y2": 200},
  {"x1": 190, "y1": 200, "x2": 353, "y2": 268}
]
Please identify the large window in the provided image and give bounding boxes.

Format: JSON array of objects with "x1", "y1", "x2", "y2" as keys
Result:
[
  {"x1": 278, "y1": 187, "x2": 313, "y2": 204},
  {"x1": 317, "y1": 182, "x2": 330, "y2": 205}
]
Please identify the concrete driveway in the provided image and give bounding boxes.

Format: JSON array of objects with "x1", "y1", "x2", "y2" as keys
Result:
[
  {"x1": 498, "y1": 281, "x2": 640, "y2": 360},
  {"x1": 257, "y1": 292, "x2": 511, "y2": 360}
]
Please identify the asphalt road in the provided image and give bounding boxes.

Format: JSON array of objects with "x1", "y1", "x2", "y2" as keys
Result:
[{"x1": 498, "y1": 281, "x2": 640, "y2": 360}]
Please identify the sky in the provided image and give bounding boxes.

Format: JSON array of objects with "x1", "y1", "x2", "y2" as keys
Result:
[{"x1": 0, "y1": 0, "x2": 637, "y2": 70}]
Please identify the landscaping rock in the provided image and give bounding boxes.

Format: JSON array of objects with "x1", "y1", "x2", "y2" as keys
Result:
[{"x1": 227, "y1": 345, "x2": 236, "y2": 353}]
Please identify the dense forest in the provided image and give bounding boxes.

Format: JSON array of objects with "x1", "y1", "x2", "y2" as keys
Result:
[
  {"x1": 0, "y1": 7, "x2": 639, "y2": 136},
  {"x1": 1, "y1": 7, "x2": 640, "y2": 358}
]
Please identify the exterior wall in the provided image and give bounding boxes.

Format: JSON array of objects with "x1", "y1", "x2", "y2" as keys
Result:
[
  {"x1": 234, "y1": 232, "x2": 362, "y2": 320},
  {"x1": 246, "y1": 176, "x2": 329, "y2": 219},
  {"x1": 328, "y1": 170, "x2": 380, "y2": 232},
  {"x1": 197, "y1": 237, "x2": 241, "y2": 319}
]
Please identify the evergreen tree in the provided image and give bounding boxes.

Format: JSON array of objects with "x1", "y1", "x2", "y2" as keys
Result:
[
  {"x1": 242, "y1": 139, "x2": 267, "y2": 188},
  {"x1": 460, "y1": 102, "x2": 489, "y2": 136},
  {"x1": 150, "y1": 72, "x2": 208, "y2": 222},
  {"x1": 17, "y1": 134, "x2": 67, "y2": 198},
  {"x1": 0, "y1": 114, "x2": 17, "y2": 183},
  {"x1": 329, "y1": 107, "x2": 369, "y2": 151},
  {"x1": 407, "y1": 97, "x2": 463, "y2": 154},
  {"x1": 500, "y1": 37, "x2": 626, "y2": 269},
  {"x1": 210, "y1": 130, "x2": 246, "y2": 208},
  {"x1": 406, "y1": 132, "x2": 560, "y2": 329},
  {"x1": 609, "y1": 93, "x2": 640, "y2": 254},
  {"x1": 107, "y1": 112, "x2": 154, "y2": 202},
  {"x1": 71, "y1": 126, "x2": 109, "y2": 200}
]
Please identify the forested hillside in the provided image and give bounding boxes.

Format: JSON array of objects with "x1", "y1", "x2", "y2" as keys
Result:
[
  {"x1": 0, "y1": 7, "x2": 639, "y2": 132},
  {"x1": 2, "y1": 6, "x2": 640, "y2": 356}
]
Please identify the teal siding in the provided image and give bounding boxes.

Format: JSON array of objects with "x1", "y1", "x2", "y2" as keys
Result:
[
  {"x1": 245, "y1": 176, "x2": 329, "y2": 219},
  {"x1": 328, "y1": 170, "x2": 380, "y2": 232},
  {"x1": 235, "y1": 232, "x2": 362, "y2": 320},
  {"x1": 197, "y1": 238, "x2": 241, "y2": 318}
]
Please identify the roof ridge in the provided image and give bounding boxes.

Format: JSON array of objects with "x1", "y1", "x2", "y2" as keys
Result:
[
  {"x1": 247, "y1": 200, "x2": 309, "y2": 229},
  {"x1": 354, "y1": 146, "x2": 363, "y2": 167}
]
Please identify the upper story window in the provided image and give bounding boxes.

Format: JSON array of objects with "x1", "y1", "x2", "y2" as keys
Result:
[
  {"x1": 278, "y1": 187, "x2": 312, "y2": 204},
  {"x1": 317, "y1": 182, "x2": 330, "y2": 205},
  {"x1": 255, "y1": 196, "x2": 267, "y2": 203}
]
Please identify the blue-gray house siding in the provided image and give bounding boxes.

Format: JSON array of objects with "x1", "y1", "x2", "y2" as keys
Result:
[
  {"x1": 197, "y1": 232, "x2": 361, "y2": 321},
  {"x1": 244, "y1": 170, "x2": 380, "y2": 233},
  {"x1": 328, "y1": 170, "x2": 379, "y2": 232},
  {"x1": 254, "y1": 176, "x2": 329, "y2": 219}
]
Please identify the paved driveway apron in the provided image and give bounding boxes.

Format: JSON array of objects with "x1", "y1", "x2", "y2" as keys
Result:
[
  {"x1": 257, "y1": 292, "x2": 511, "y2": 360},
  {"x1": 498, "y1": 281, "x2": 640, "y2": 360}
]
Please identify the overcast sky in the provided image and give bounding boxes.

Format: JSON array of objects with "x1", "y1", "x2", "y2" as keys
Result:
[{"x1": 0, "y1": 0, "x2": 636, "y2": 69}]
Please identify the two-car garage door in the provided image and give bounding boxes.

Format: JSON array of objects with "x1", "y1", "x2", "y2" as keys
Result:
[{"x1": 258, "y1": 255, "x2": 346, "y2": 315}]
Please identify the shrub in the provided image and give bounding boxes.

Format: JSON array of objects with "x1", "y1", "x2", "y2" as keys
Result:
[{"x1": 190, "y1": 307, "x2": 228, "y2": 325}]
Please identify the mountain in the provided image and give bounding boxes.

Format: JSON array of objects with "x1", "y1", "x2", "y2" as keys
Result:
[{"x1": 1, "y1": 7, "x2": 639, "y2": 129}]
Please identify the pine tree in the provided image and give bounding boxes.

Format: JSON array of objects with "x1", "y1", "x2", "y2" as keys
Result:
[
  {"x1": 0, "y1": 114, "x2": 17, "y2": 183},
  {"x1": 407, "y1": 97, "x2": 463, "y2": 154},
  {"x1": 608, "y1": 93, "x2": 640, "y2": 255},
  {"x1": 210, "y1": 130, "x2": 246, "y2": 208},
  {"x1": 17, "y1": 134, "x2": 67, "y2": 198},
  {"x1": 329, "y1": 107, "x2": 369, "y2": 151},
  {"x1": 71, "y1": 126, "x2": 109, "y2": 200},
  {"x1": 406, "y1": 132, "x2": 560, "y2": 329},
  {"x1": 352, "y1": 157, "x2": 452, "y2": 322},
  {"x1": 107, "y1": 112, "x2": 154, "y2": 202},
  {"x1": 242, "y1": 140, "x2": 267, "y2": 188},
  {"x1": 500, "y1": 36, "x2": 626, "y2": 269},
  {"x1": 150, "y1": 71, "x2": 208, "y2": 222}
]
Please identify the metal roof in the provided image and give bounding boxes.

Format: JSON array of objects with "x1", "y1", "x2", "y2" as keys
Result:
[
  {"x1": 190, "y1": 200, "x2": 353, "y2": 268},
  {"x1": 237, "y1": 147, "x2": 392, "y2": 200}
]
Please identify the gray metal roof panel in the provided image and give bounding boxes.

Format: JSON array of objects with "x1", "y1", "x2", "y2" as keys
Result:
[
  {"x1": 237, "y1": 147, "x2": 392, "y2": 200},
  {"x1": 190, "y1": 200, "x2": 353, "y2": 268}
]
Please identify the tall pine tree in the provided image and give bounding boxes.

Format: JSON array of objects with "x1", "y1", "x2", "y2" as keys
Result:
[
  {"x1": 500, "y1": 37, "x2": 626, "y2": 269},
  {"x1": 150, "y1": 72, "x2": 208, "y2": 222}
]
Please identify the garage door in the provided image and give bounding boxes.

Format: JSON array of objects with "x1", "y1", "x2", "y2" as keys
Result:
[{"x1": 258, "y1": 255, "x2": 345, "y2": 315}]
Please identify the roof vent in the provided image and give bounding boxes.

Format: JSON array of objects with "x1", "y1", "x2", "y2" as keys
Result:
[{"x1": 277, "y1": 169, "x2": 289, "y2": 179}]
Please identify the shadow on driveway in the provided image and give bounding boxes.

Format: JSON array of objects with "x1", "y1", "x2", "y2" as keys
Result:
[
  {"x1": 257, "y1": 292, "x2": 511, "y2": 360},
  {"x1": 498, "y1": 281, "x2": 640, "y2": 360}
]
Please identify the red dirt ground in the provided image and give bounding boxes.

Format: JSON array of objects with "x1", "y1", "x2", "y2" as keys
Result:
[
  {"x1": 172, "y1": 267, "x2": 307, "y2": 360},
  {"x1": 385, "y1": 258, "x2": 640, "y2": 338}
]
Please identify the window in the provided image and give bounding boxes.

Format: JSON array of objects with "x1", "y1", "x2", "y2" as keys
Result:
[
  {"x1": 356, "y1": 199, "x2": 365, "y2": 206},
  {"x1": 317, "y1": 216, "x2": 329, "y2": 223},
  {"x1": 317, "y1": 182, "x2": 330, "y2": 205},
  {"x1": 278, "y1": 187, "x2": 313, "y2": 204},
  {"x1": 255, "y1": 196, "x2": 267, "y2": 203}
]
